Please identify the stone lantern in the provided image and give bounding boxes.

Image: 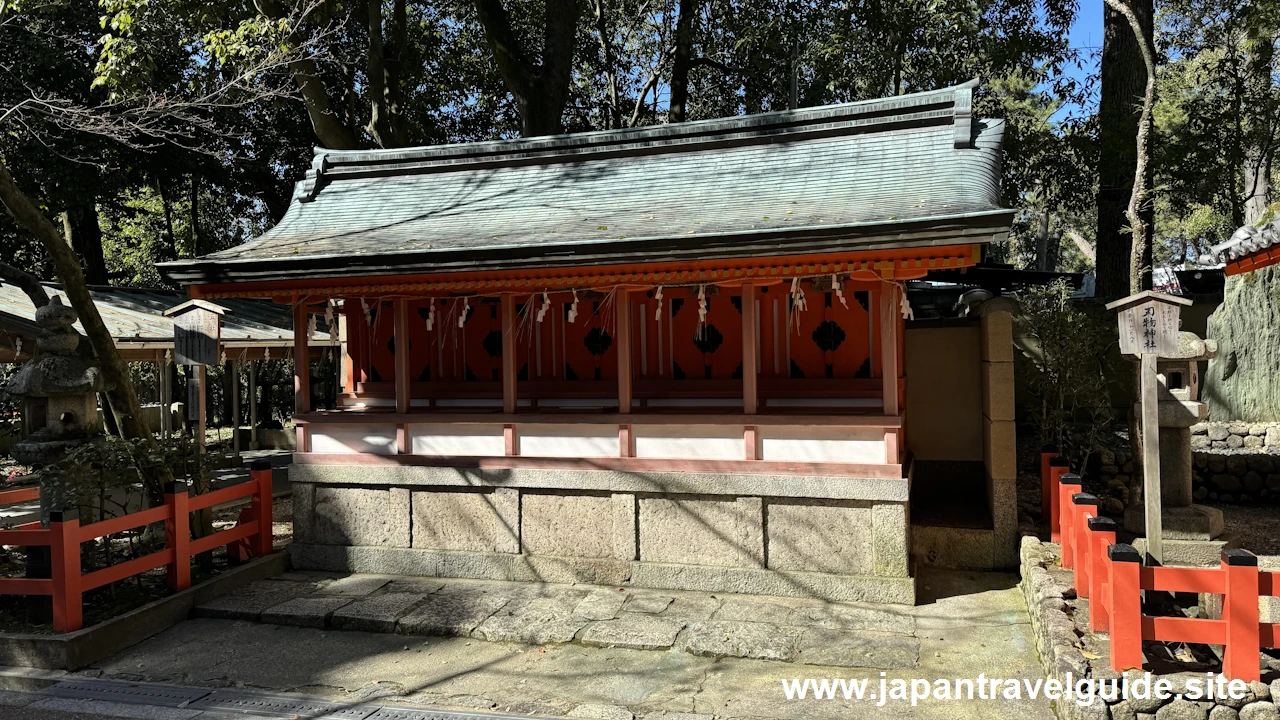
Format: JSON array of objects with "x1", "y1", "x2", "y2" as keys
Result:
[
  {"x1": 1123, "y1": 330, "x2": 1226, "y2": 563},
  {"x1": 6, "y1": 296, "x2": 109, "y2": 472}
]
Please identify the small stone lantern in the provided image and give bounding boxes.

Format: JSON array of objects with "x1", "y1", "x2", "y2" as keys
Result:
[{"x1": 6, "y1": 297, "x2": 110, "y2": 470}]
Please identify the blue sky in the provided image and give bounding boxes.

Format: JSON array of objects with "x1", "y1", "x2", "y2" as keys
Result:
[{"x1": 1060, "y1": 1, "x2": 1103, "y2": 118}]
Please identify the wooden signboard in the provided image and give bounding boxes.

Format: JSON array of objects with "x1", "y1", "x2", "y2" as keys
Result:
[
  {"x1": 165, "y1": 299, "x2": 230, "y2": 367},
  {"x1": 187, "y1": 370, "x2": 201, "y2": 422},
  {"x1": 173, "y1": 309, "x2": 221, "y2": 366},
  {"x1": 1104, "y1": 291, "x2": 1193, "y2": 566},
  {"x1": 1116, "y1": 301, "x2": 1180, "y2": 356}
]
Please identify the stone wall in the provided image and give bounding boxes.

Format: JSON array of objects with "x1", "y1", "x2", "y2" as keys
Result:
[
  {"x1": 1092, "y1": 423, "x2": 1280, "y2": 509},
  {"x1": 1019, "y1": 535, "x2": 1280, "y2": 720},
  {"x1": 290, "y1": 465, "x2": 915, "y2": 604}
]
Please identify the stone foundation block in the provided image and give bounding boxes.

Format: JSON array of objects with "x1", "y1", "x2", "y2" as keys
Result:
[
  {"x1": 522, "y1": 493, "x2": 615, "y2": 558},
  {"x1": 611, "y1": 493, "x2": 637, "y2": 560},
  {"x1": 307, "y1": 486, "x2": 410, "y2": 548},
  {"x1": 912, "y1": 525, "x2": 995, "y2": 570},
  {"x1": 412, "y1": 490, "x2": 516, "y2": 553},
  {"x1": 765, "y1": 499, "x2": 872, "y2": 575},
  {"x1": 872, "y1": 502, "x2": 910, "y2": 577},
  {"x1": 639, "y1": 497, "x2": 764, "y2": 568}
]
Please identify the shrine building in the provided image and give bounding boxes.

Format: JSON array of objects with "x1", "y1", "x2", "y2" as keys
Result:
[{"x1": 159, "y1": 80, "x2": 1020, "y2": 604}]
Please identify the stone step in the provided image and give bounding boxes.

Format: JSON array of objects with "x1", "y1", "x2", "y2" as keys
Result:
[{"x1": 192, "y1": 573, "x2": 921, "y2": 669}]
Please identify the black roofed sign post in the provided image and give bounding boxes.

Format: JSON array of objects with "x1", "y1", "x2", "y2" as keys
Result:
[
  {"x1": 1105, "y1": 291, "x2": 1193, "y2": 566},
  {"x1": 164, "y1": 300, "x2": 230, "y2": 453}
]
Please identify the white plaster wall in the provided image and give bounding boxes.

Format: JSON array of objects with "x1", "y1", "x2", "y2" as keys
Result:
[
  {"x1": 758, "y1": 426, "x2": 884, "y2": 463},
  {"x1": 518, "y1": 424, "x2": 619, "y2": 458},
  {"x1": 633, "y1": 425, "x2": 744, "y2": 460},
  {"x1": 309, "y1": 424, "x2": 397, "y2": 455},
  {"x1": 410, "y1": 424, "x2": 506, "y2": 456}
]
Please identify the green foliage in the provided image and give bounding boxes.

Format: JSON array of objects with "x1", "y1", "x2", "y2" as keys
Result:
[
  {"x1": 38, "y1": 434, "x2": 203, "y2": 514},
  {"x1": 1015, "y1": 280, "x2": 1116, "y2": 469}
]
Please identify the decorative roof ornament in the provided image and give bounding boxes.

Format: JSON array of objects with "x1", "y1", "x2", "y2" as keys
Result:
[{"x1": 1209, "y1": 221, "x2": 1280, "y2": 266}]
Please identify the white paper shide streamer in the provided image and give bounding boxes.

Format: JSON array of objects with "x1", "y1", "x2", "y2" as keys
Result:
[
  {"x1": 568, "y1": 289, "x2": 579, "y2": 324},
  {"x1": 653, "y1": 286, "x2": 663, "y2": 321},
  {"x1": 696, "y1": 285, "x2": 707, "y2": 325},
  {"x1": 832, "y1": 274, "x2": 848, "y2": 308},
  {"x1": 458, "y1": 297, "x2": 469, "y2": 329},
  {"x1": 536, "y1": 292, "x2": 550, "y2": 323}
]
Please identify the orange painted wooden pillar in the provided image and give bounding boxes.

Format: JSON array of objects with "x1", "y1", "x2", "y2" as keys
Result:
[
  {"x1": 1058, "y1": 473, "x2": 1082, "y2": 568},
  {"x1": 501, "y1": 295, "x2": 517, "y2": 414},
  {"x1": 293, "y1": 301, "x2": 310, "y2": 415},
  {"x1": 879, "y1": 283, "x2": 899, "y2": 416},
  {"x1": 49, "y1": 509, "x2": 82, "y2": 633},
  {"x1": 1048, "y1": 457, "x2": 1069, "y2": 542},
  {"x1": 741, "y1": 283, "x2": 757, "y2": 414},
  {"x1": 393, "y1": 298, "x2": 410, "y2": 414},
  {"x1": 1071, "y1": 493, "x2": 1099, "y2": 596},
  {"x1": 1221, "y1": 549, "x2": 1261, "y2": 681},
  {"x1": 616, "y1": 290, "x2": 632, "y2": 414},
  {"x1": 165, "y1": 481, "x2": 191, "y2": 592},
  {"x1": 1087, "y1": 516, "x2": 1117, "y2": 632},
  {"x1": 1040, "y1": 445, "x2": 1059, "y2": 524},
  {"x1": 1108, "y1": 543, "x2": 1144, "y2": 673},
  {"x1": 251, "y1": 460, "x2": 274, "y2": 558}
]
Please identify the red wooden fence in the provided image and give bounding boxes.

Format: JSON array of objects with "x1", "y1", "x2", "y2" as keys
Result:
[
  {"x1": 0, "y1": 461, "x2": 274, "y2": 632},
  {"x1": 1042, "y1": 450, "x2": 1278, "y2": 681}
]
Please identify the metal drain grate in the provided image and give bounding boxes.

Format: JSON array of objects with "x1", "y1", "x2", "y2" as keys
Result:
[
  {"x1": 187, "y1": 689, "x2": 380, "y2": 718},
  {"x1": 44, "y1": 678, "x2": 212, "y2": 707}
]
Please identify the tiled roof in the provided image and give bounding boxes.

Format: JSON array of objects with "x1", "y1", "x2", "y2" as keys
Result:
[
  {"x1": 1211, "y1": 222, "x2": 1280, "y2": 264},
  {"x1": 0, "y1": 284, "x2": 329, "y2": 350},
  {"x1": 160, "y1": 81, "x2": 1013, "y2": 286}
]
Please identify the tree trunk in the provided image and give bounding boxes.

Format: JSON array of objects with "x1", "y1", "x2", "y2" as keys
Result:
[
  {"x1": 1242, "y1": 20, "x2": 1273, "y2": 226},
  {"x1": 1036, "y1": 208, "x2": 1051, "y2": 272},
  {"x1": 63, "y1": 205, "x2": 109, "y2": 286},
  {"x1": 253, "y1": 0, "x2": 362, "y2": 150},
  {"x1": 366, "y1": 0, "x2": 393, "y2": 147},
  {"x1": 155, "y1": 175, "x2": 177, "y2": 262},
  {"x1": 474, "y1": 0, "x2": 580, "y2": 137},
  {"x1": 189, "y1": 175, "x2": 201, "y2": 258},
  {"x1": 592, "y1": 0, "x2": 622, "y2": 129},
  {"x1": 0, "y1": 159, "x2": 173, "y2": 500},
  {"x1": 1095, "y1": 0, "x2": 1154, "y2": 300},
  {"x1": 669, "y1": 0, "x2": 695, "y2": 123}
]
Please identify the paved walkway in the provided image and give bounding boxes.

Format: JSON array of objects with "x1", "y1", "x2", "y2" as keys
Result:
[{"x1": 68, "y1": 568, "x2": 1053, "y2": 720}]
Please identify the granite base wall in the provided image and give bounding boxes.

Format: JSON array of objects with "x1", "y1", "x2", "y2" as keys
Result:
[{"x1": 291, "y1": 464, "x2": 915, "y2": 604}]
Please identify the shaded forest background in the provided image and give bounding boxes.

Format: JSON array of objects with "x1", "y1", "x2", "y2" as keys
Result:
[{"x1": 0, "y1": 0, "x2": 1276, "y2": 299}]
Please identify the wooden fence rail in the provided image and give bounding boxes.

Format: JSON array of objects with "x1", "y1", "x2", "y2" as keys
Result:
[
  {"x1": 1042, "y1": 451, "x2": 1279, "y2": 681},
  {"x1": 0, "y1": 461, "x2": 274, "y2": 632}
]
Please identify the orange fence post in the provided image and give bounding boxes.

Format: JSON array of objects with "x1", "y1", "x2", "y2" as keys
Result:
[
  {"x1": 1071, "y1": 493, "x2": 1099, "y2": 597},
  {"x1": 49, "y1": 509, "x2": 82, "y2": 633},
  {"x1": 165, "y1": 481, "x2": 191, "y2": 592},
  {"x1": 1040, "y1": 444, "x2": 1059, "y2": 526},
  {"x1": 1088, "y1": 516, "x2": 1117, "y2": 632},
  {"x1": 1048, "y1": 457, "x2": 1070, "y2": 542},
  {"x1": 1221, "y1": 549, "x2": 1261, "y2": 682},
  {"x1": 1108, "y1": 543, "x2": 1144, "y2": 673},
  {"x1": 250, "y1": 460, "x2": 274, "y2": 558},
  {"x1": 1058, "y1": 473, "x2": 1082, "y2": 569}
]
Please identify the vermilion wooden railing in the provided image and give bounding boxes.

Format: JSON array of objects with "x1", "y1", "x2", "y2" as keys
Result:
[
  {"x1": 0, "y1": 461, "x2": 274, "y2": 632},
  {"x1": 1044, "y1": 458, "x2": 1279, "y2": 681}
]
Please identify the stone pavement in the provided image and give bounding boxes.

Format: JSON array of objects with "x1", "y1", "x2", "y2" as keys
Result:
[
  {"x1": 191, "y1": 570, "x2": 920, "y2": 669},
  {"x1": 69, "y1": 568, "x2": 1054, "y2": 720}
]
